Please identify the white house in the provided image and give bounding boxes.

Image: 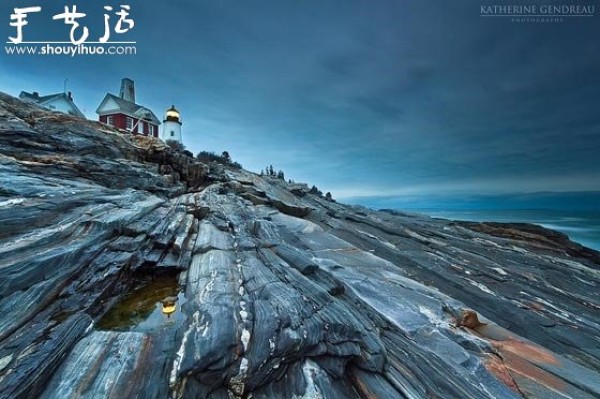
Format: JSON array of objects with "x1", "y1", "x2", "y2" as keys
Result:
[{"x1": 19, "y1": 91, "x2": 85, "y2": 118}]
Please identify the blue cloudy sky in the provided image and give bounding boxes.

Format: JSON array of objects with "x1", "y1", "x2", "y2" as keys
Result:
[{"x1": 1, "y1": 1, "x2": 599, "y2": 209}]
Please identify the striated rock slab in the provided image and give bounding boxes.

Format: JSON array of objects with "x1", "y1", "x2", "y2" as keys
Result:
[
  {"x1": 1, "y1": 92, "x2": 600, "y2": 399},
  {"x1": 41, "y1": 331, "x2": 151, "y2": 399}
]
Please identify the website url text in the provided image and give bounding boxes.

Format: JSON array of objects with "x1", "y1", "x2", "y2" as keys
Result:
[{"x1": 5, "y1": 43, "x2": 137, "y2": 57}]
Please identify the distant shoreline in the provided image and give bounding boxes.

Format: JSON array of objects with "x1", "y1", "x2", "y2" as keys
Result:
[{"x1": 411, "y1": 208, "x2": 600, "y2": 251}]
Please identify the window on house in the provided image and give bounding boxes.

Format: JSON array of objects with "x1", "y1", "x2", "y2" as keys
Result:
[
  {"x1": 106, "y1": 115, "x2": 114, "y2": 126},
  {"x1": 149, "y1": 125, "x2": 155, "y2": 136},
  {"x1": 170, "y1": 131, "x2": 174, "y2": 137},
  {"x1": 126, "y1": 117, "x2": 133, "y2": 130}
]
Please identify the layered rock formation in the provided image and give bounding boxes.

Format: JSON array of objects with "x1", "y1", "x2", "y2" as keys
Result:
[{"x1": 0, "y1": 92, "x2": 599, "y2": 399}]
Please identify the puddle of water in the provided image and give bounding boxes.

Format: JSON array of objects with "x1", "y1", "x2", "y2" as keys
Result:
[{"x1": 97, "y1": 274, "x2": 187, "y2": 332}]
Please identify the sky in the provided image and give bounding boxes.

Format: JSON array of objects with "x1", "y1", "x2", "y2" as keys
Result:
[{"x1": 1, "y1": 0, "x2": 599, "y2": 209}]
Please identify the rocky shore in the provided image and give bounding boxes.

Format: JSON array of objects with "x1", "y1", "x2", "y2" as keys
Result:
[{"x1": 0, "y1": 92, "x2": 599, "y2": 399}]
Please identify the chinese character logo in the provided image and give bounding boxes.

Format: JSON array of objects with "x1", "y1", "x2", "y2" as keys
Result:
[
  {"x1": 9, "y1": 7, "x2": 41, "y2": 44},
  {"x1": 8, "y1": 4, "x2": 135, "y2": 45}
]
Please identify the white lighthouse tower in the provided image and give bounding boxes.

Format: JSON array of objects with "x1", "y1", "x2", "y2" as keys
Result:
[{"x1": 161, "y1": 105, "x2": 182, "y2": 143}]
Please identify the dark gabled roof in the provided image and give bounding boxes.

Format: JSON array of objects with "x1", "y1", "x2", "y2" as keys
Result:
[
  {"x1": 96, "y1": 93, "x2": 160, "y2": 125},
  {"x1": 19, "y1": 91, "x2": 85, "y2": 118},
  {"x1": 104, "y1": 93, "x2": 138, "y2": 114},
  {"x1": 19, "y1": 91, "x2": 40, "y2": 102}
]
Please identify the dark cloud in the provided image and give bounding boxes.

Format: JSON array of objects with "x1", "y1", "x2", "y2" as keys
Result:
[{"x1": 1, "y1": 0, "x2": 599, "y2": 204}]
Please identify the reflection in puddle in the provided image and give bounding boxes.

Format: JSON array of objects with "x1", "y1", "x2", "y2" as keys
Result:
[
  {"x1": 98, "y1": 274, "x2": 187, "y2": 332},
  {"x1": 161, "y1": 296, "x2": 178, "y2": 316}
]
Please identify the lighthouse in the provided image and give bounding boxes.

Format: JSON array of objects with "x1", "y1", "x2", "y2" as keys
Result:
[{"x1": 161, "y1": 105, "x2": 182, "y2": 143}]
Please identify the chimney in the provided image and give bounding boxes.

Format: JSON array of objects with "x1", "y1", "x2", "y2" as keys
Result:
[
  {"x1": 119, "y1": 78, "x2": 135, "y2": 103},
  {"x1": 67, "y1": 91, "x2": 72, "y2": 100},
  {"x1": 32, "y1": 92, "x2": 39, "y2": 98}
]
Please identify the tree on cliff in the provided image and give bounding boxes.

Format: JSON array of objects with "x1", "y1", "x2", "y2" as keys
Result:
[
  {"x1": 196, "y1": 150, "x2": 242, "y2": 169},
  {"x1": 309, "y1": 185, "x2": 323, "y2": 196},
  {"x1": 222, "y1": 151, "x2": 232, "y2": 164}
]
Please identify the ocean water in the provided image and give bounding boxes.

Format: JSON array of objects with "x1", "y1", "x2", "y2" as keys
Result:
[{"x1": 411, "y1": 209, "x2": 600, "y2": 251}]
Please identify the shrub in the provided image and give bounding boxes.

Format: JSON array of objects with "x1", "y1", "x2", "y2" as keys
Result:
[{"x1": 196, "y1": 150, "x2": 242, "y2": 169}]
